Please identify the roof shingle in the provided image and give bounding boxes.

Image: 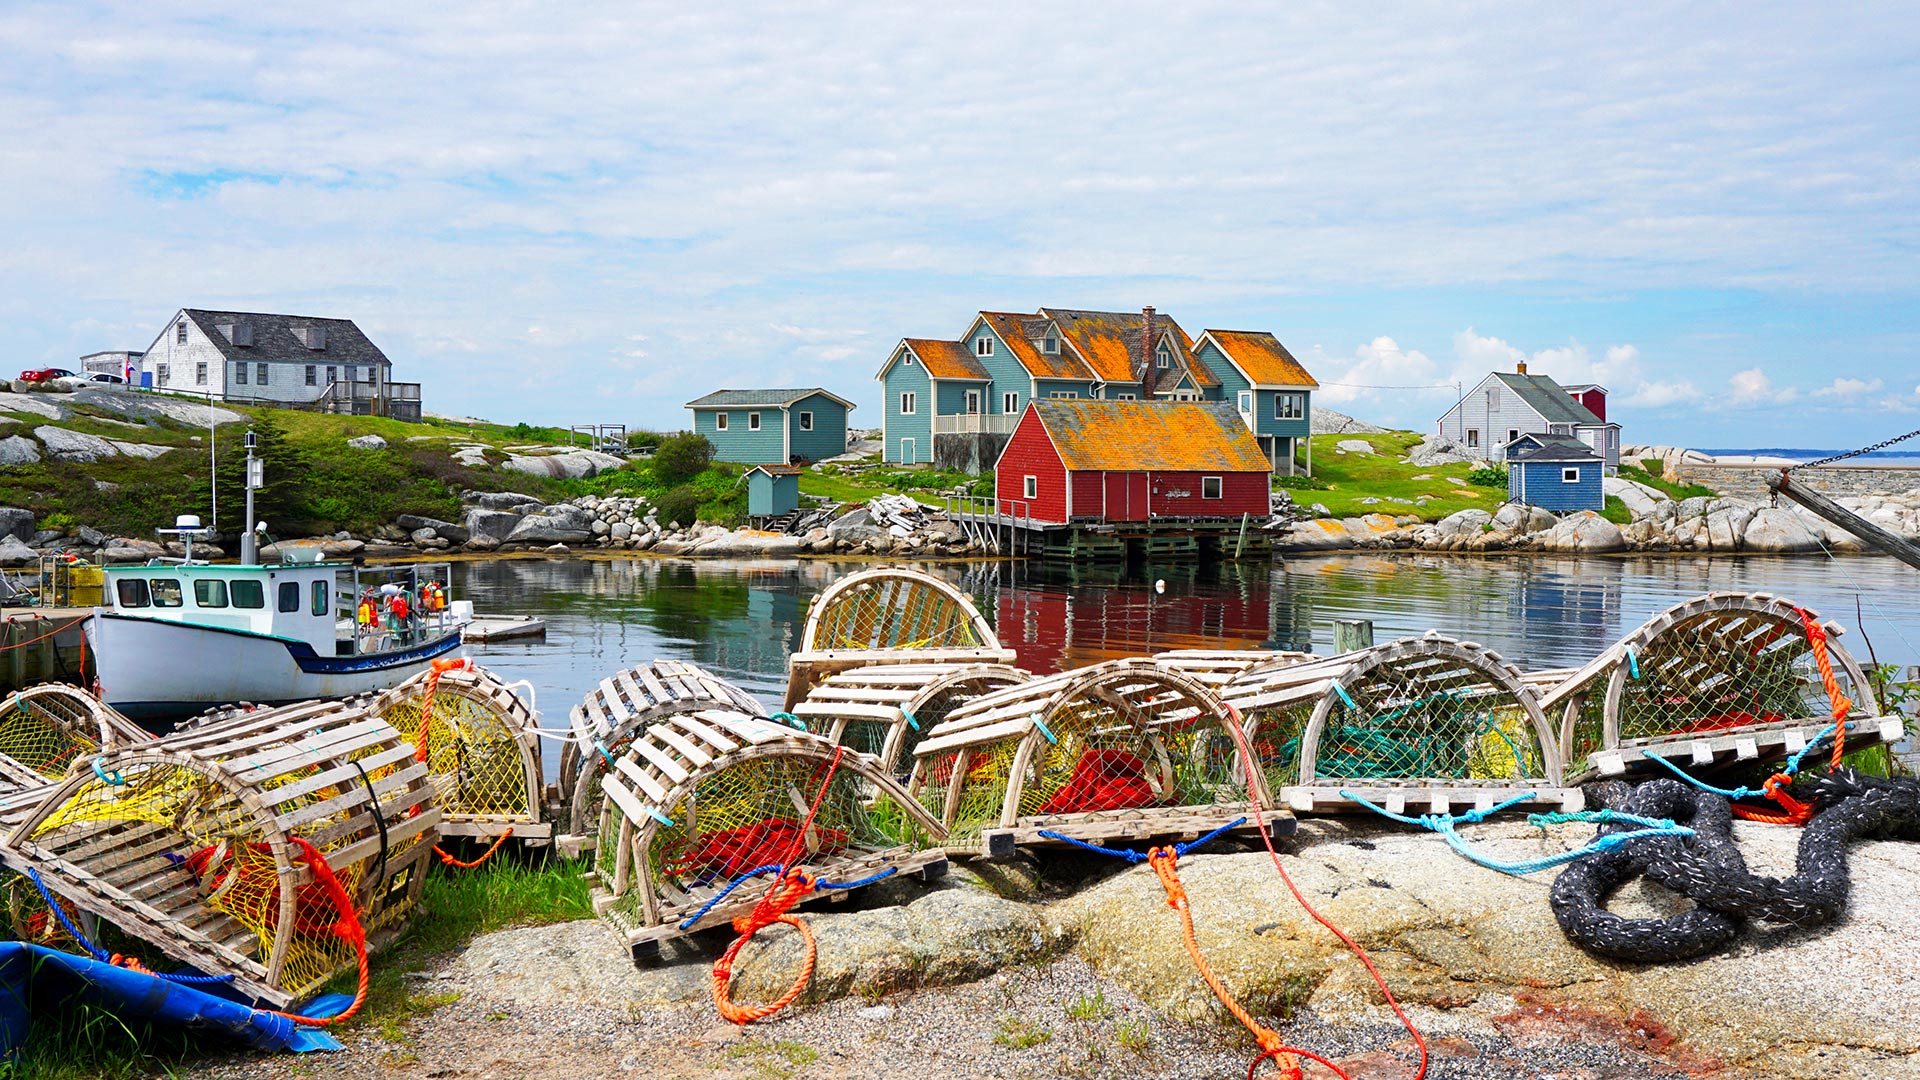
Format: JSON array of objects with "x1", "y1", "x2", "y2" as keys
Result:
[
  {"x1": 1028, "y1": 401, "x2": 1269, "y2": 472},
  {"x1": 1494, "y1": 373, "x2": 1604, "y2": 425},
  {"x1": 901, "y1": 339, "x2": 989, "y2": 380},
  {"x1": 1201, "y1": 330, "x2": 1318, "y2": 387},
  {"x1": 181, "y1": 309, "x2": 392, "y2": 368},
  {"x1": 686, "y1": 388, "x2": 851, "y2": 409}
]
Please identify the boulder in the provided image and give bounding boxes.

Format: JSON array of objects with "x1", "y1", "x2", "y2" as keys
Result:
[
  {"x1": 395, "y1": 514, "x2": 471, "y2": 545},
  {"x1": 1525, "y1": 506, "x2": 1560, "y2": 532},
  {"x1": 1435, "y1": 509, "x2": 1493, "y2": 538},
  {"x1": 69, "y1": 386, "x2": 243, "y2": 426},
  {"x1": 686, "y1": 531, "x2": 809, "y2": 558},
  {"x1": 1278, "y1": 519, "x2": 1356, "y2": 551},
  {"x1": 34, "y1": 426, "x2": 118, "y2": 463},
  {"x1": 0, "y1": 508, "x2": 35, "y2": 543},
  {"x1": 346, "y1": 434, "x2": 388, "y2": 450},
  {"x1": 469, "y1": 491, "x2": 546, "y2": 512},
  {"x1": 452, "y1": 445, "x2": 489, "y2": 467},
  {"x1": 109, "y1": 440, "x2": 172, "y2": 460},
  {"x1": 609, "y1": 521, "x2": 632, "y2": 541},
  {"x1": 1538, "y1": 511, "x2": 1627, "y2": 553},
  {"x1": 1704, "y1": 498, "x2": 1757, "y2": 550},
  {"x1": 29, "y1": 529, "x2": 63, "y2": 548},
  {"x1": 506, "y1": 505, "x2": 596, "y2": 544},
  {"x1": 1602, "y1": 476, "x2": 1668, "y2": 518},
  {"x1": 502, "y1": 449, "x2": 624, "y2": 479},
  {"x1": 409, "y1": 527, "x2": 439, "y2": 544},
  {"x1": 590, "y1": 519, "x2": 610, "y2": 536},
  {"x1": 1407, "y1": 434, "x2": 1477, "y2": 467},
  {"x1": 321, "y1": 538, "x2": 366, "y2": 557},
  {"x1": 463, "y1": 534, "x2": 502, "y2": 552},
  {"x1": 1742, "y1": 507, "x2": 1822, "y2": 553},
  {"x1": 1309, "y1": 407, "x2": 1389, "y2": 435},
  {"x1": 0, "y1": 393, "x2": 66, "y2": 420},
  {"x1": 464, "y1": 509, "x2": 525, "y2": 544},
  {"x1": 1335, "y1": 439, "x2": 1375, "y2": 455},
  {"x1": 164, "y1": 541, "x2": 225, "y2": 559},
  {"x1": 73, "y1": 525, "x2": 106, "y2": 547},
  {"x1": 0, "y1": 536, "x2": 36, "y2": 568},
  {"x1": 0, "y1": 436, "x2": 40, "y2": 465}
]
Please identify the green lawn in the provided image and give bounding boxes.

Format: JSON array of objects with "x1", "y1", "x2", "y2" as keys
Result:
[
  {"x1": 799, "y1": 460, "x2": 989, "y2": 507},
  {"x1": 1617, "y1": 462, "x2": 1716, "y2": 501},
  {"x1": 1297, "y1": 431, "x2": 1504, "y2": 521}
]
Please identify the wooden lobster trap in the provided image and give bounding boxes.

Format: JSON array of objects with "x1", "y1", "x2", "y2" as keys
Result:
[
  {"x1": 785, "y1": 567, "x2": 1015, "y2": 708},
  {"x1": 1537, "y1": 592, "x2": 1901, "y2": 784},
  {"x1": 0, "y1": 700, "x2": 439, "y2": 1007},
  {"x1": 590, "y1": 708, "x2": 947, "y2": 958},
  {"x1": 1220, "y1": 634, "x2": 1578, "y2": 816},
  {"x1": 0, "y1": 683, "x2": 151, "y2": 790},
  {"x1": 366, "y1": 661, "x2": 548, "y2": 845},
  {"x1": 1152, "y1": 649, "x2": 1318, "y2": 691},
  {"x1": 559, "y1": 659, "x2": 768, "y2": 841},
  {"x1": 907, "y1": 659, "x2": 1289, "y2": 857},
  {"x1": 792, "y1": 663, "x2": 1032, "y2": 777}
]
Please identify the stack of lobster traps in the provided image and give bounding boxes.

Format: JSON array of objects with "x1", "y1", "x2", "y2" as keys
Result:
[
  {"x1": 0, "y1": 683, "x2": 151, "y2": 790},
  {"x1": 783, "y1": 567, "x2": 1015, "y2": 708}
]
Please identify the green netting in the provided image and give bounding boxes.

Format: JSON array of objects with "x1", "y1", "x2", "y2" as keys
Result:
[{"x1": 1614, "y1": 610, "x2": 1867, "y2": 742}]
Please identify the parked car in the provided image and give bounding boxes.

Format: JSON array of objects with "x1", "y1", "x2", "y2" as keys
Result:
[
  {"x1": 84, "y1": 372, "x2": 125, "y2": 384},
  {"x1": 17, "y1": 368, "x2": 78, "y2": 383}
]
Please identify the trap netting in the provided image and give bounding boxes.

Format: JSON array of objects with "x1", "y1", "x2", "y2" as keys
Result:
[
  {"x1": 1537, "y1": 592, "x2": 1898, "y2": 783},
  {"x1": 1220, "y1": 635, "x2": 1574, "y2": 815},
  {"x1": 560, "y1": 660, "x2": 768, "y2": 840},
  {"x1": 1152, "y1": 649, "x2": 1318, "y2": 691},
  {"x1": 786, "y1": 568, "x2": 1015, "y2": 708},
  {"x1": 0, "y1": 781, "x2": 89, "y2": 952},
  {"x1": 590, "y1": 708, "x2": 946, "y2": 950},
  {"x1": 792, "y1": 663, "x2": 1032, "y2": 777},
  {"x1": 908, "y1": 659, "x2": 1282, "y2": 855},
  {"x1": 0, "y1": 700, "x2": 439, "y2": 1007},
  {"x1": 0, "y1": 683, "x2": 151, "y2": 789},
  {"x1": 366, "y1": 660, "x2": 547, "y2": 843}
]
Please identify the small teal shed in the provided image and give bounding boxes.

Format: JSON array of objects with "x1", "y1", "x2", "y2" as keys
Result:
[
  {"x1": 1508, "y1": 440, "x2": 1604, "y2": 513},
  {"x1": 746, "y1": 463, "x2": 802, "y2": 522},
  {"x1": 686, "y1": 388, "x2": 856, "y2": 465}
]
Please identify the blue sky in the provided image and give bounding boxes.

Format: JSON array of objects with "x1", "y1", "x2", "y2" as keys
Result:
[{"x1": 2, "y1": 2, "x2": 1917, "y2": 447}]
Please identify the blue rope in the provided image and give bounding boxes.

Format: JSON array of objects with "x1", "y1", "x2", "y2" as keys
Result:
[
  {"x1": 818, "y1": 867, "x2": 897, "y2": 890},
  {"x1": 900, "y1": 709, "x2": 919, "y2": 732},
  {"x1": 1331, "y1": 681, "x2": 1358, "y2": 711},
  {"x1": 678, "y1": 863, "x2": 783, "y2": 929},
  {"x1": 1338, "y1": 791, "x2": 1694, "y2": 877},
  {"x1": 24, "y1": 869, "x2": 233, "y2": 984},
  {"x1": 1032, "y1": 716, "x2": 1058, "y2": 745},
  {"x1": 1626, "y1": 646, "x2": 1640, "y2": 680},
  {"x1": 90, "y1": 757, "x2": 124, "y2": 786},
  {"x1": 1641, "y1": 720, "x2": 1851, "y2": 800},
  {"x1": 1036, "y1": 816, "x2": 1249, "y2": 864}
]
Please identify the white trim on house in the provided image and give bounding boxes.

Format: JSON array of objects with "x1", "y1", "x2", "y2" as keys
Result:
[{"x1": 1188, "y1": 330, "x2": 1320, "y2": 391}]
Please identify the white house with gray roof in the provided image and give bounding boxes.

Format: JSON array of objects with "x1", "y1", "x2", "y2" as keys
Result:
[
  {"x1": 137, "y1": 309, "x2": 421, "y2": 421},
  {"x1": 1435, "y1": 362, "x2": 1621, "y2": 471}
]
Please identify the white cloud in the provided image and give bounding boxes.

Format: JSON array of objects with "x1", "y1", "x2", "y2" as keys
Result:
[
  {"x1": 1812, "y1": 376, "x2": 1883, "y2": 399},
  {"x1": 1624, "y1": 380, "x2": 1701, "y2": 407},
  {"x1": 1727, "y1": 367, "x2": 1800, "y2": 406}
]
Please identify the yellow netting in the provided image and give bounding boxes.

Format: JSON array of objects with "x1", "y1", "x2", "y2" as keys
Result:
[
  {"x1": 380, "y1": 684, "x2": 534, "y2": 822},
  {"x1": 0, "y1": 688, "x2": 142, "y2": 782},
  {"x1": 809, "y1": 575, "x2": 989, "y2": 651}
]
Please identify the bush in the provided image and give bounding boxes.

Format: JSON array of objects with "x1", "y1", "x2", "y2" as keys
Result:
[
  {"x1": 1272, "y1": 474, "x2": 1330, "y2": 490},
  {"x1": 655, "y1": 486, "x2": 702, "y2": 528},
  {"x1": 1466, "y1": 465, "x2": 1508, "y2": 487},
  {"x1": 652, "y1": 433, "x2": 715, "y2": 485}
]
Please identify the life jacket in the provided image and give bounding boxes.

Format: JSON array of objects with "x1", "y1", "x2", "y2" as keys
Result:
[
  {"x1": 389, "y1": 592, "x2": 411, "y2": 620},
  {"x1": 356, "y1": 595, "x2": 377, "y2": 626},
  {"x1": 423, "y1": 582, "x2": 445, "y2": 612}
]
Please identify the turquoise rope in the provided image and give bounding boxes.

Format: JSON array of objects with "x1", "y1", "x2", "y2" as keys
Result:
[
  {"x1": 1626, "y1": 646, "x2": 1640, "y2": 680},
  {"x1": 769, "y1": 711, "x2": 807, "y2": 731},
  {"x1": 1331, "y1": 681, "x2": 1359, "y2": 711},
  {"x1": 90, "y1": 757, "x2": 124, "y2": 786},
  {"x1": 1340, "y1": 790, "x2": 1694, "y2": 877},
  {"x1": 596, "y1": 739, "x2": 675, "y2": 826},
  {"x1": 1032, "y1": 716, "x2": 1057, "y2": 745},
  {"x1": 900, "y1": 708, "x2": 919, "y2": 732},
  {"x1": 1641, "y1": 720, "x2": 1851, "y2": 800}
]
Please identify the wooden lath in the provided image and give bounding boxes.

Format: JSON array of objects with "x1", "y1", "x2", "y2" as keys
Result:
[
  {"x1": 907, "y1": 658, "x2": 1287, "y2": 856},
  {"x1": 0, "y1": 683, "x2": 152, "y2": 790},
  {"x1": 365, "y1": 663, "x2": 549, "y2": 843},
  {"x1": 787, "y1": 568, "x2": 1014, "y2": 708},
  {"x1": 0, "y1": 699, "x2": 439, "y2": 1008},
  {"x1": 792, "y1": 663, "x2": 1031, "y2": 775},
  {"x1": 590, "y1": 708, "x2": 947, "y2": 954},
  {"x1": 1151, "y1": 649, "x2": 1319, "y2": 689},
  {"x1": 1220, "y1": 634, "x2": 1578, "y2": 815}
]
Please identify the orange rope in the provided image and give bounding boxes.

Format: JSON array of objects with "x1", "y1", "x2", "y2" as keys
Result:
[
  {"x1": 1730, "y1": 608, "x2": 1851, "y2": 826},
  {"x1": 265, "y1": 837, "x2": 370, "y2": 1027},
  {"x1": 0, "y1": 617, "x2": 90, "y2": 653},
  {"x1": 435, "y1": 828, "x2": 513, "y2": 868},
  {"x1": 413, "y1": 656, "x2": 473, "y2": 764}
]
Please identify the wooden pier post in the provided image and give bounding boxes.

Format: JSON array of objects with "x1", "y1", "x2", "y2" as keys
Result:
[{"x1": 1334, "y1": 619, "x2": 1374, "y2": 653}]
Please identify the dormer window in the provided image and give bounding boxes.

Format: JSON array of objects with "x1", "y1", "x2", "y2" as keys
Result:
[
  {"x1": 975, "y1": 337, "x2": 993, "y2": 357},
  {"x1": 903, "y1": 354, "x2": 915, "y2": 367},
  {"x1": 176, "y1": 321, "x2": 188, "y2": 344},
  {"x1": 1041, "y1": 337, "x2": 1058, "y2": 354},
  {"x1": 1156, "y1": 349, "x2": 1170, "y2": 369}
]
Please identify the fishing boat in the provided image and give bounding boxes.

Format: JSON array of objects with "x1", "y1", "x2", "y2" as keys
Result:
[{"x1": 83, "y1": 518, "x2": 465, "y2": 720}]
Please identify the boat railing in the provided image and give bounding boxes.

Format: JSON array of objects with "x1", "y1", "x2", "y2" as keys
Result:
[{"x1": 343, "y1": 560, "x2": 462, "y2": 656}]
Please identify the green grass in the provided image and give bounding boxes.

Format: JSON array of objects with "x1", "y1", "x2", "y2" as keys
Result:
[
  {"x1": 1064, "y1": 990, "x2": 1110, "y2": 1021},
  {"x1": 1600, "y1": 495, "x2": 1634, "y2": 525},
  {"x1": 994, "y1": 1015, "x2": 1054, "y2": 1049},
  {"x1": 1298, "y1": 431, "x2": 1498, "y2": 522},
  {"x1": 799, "y1": 461, "x2": 989, "y2": 507},
  {"x1": 724, "y1": 1039, "x2": 819, "y2": 1079},
  {"x1": 1618, "y1": 462, "x2": 1717, "y2": 501}
]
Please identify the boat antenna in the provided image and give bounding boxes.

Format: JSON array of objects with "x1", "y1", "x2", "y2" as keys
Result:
[{"x1": 208, "y1": 390, "x2": 217, "y2": 535}]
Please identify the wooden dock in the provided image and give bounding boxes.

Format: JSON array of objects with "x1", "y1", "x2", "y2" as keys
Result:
[
  {"x1": 0, "y1": 609, "x2": 93, "y2": 695},
  {"x1": 942, "y1": 496, "x2": 1271, "y2": 561},
  {"x1": 462, "y1": 614, "x2": 547, "y2": 643}
]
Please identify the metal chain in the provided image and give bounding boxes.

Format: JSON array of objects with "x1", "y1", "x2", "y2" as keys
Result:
[{"x1": 1788, "y1": 426, "x2": 1920, "y2": 472}]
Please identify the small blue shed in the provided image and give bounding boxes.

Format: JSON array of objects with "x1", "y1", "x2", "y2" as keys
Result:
[
  {"x1": 685, "y1": 388, "x2": 856, "y2": 465},
  {"x1": 1508, "y1": 440, "x2": 1604, "y2": 513},
  {"x1": 746, "y1": 463, "x2": 802, "y2": 521}
]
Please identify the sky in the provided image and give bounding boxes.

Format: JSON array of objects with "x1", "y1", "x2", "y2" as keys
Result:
[{"x1": 2, "y1": 2, "x2": 1917, "y2": 448}]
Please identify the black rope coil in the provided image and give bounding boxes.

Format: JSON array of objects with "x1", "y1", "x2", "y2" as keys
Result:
[{"x1": 1550, "y1": 770, "x2": 1920, "y2": 963}]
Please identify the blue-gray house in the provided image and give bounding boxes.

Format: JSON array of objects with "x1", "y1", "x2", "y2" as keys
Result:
[
  {"x1": 1507, "y1": 437, "x2": 1604, "y2": 513},
  {"x1": 685, "y1": 388, "x2": 855, "y2": 465}
]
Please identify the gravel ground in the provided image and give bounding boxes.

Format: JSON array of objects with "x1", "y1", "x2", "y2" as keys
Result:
[{"x1": 192, "y1": 952, "x2": 1700, "y2": 1080}]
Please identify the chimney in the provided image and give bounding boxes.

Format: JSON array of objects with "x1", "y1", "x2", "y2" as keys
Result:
[
  {"x1": 1517, "y1": 359, "x2": 1528, "y2": 375},
  {"x1": 1140, "y1": 306, "x2": 1156, "y2": 399}
]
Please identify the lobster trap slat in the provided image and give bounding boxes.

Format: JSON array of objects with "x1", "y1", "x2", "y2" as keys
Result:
[
  {"x1": 908, "y1": 659, "x2": 1288, "y2": 856},
  {"x1": 1221, "y1": 634, "x2": 1578, "y2": 816},
  {"x1": 560, "y1": 660, "x2": 766, "y2": 839},
  {"x1": 1535, "y1": 592, "x2": 1903, "y2": 783},
  {"x1": 0, "y1": 699, "x2": 439, "y2": 1008},
  {"x1": 786, "y1": 568, "x2": 1015, "y2": 708},
  {"x1": 0, "y1": 684, "x2": 151, "y2": 790},
  {"x1": 365, "y1": 662, "x2": 550, "y2": 843},
  {"x1": 589, "y1": 709, "x2": 947, "y2": 951},
  {"x1": 793, "y1": 663, "x2": 1032, "y2": 777},
  {"x1": 1151, "y1": 649, "x2": 1318, "y2": 690}
]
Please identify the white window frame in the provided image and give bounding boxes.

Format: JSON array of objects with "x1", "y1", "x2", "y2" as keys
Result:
[
  {"x1": 748, "y1": 412, "x2": 761, "y2": 432},
  {"x1": 156, "y1": 363, "x2": 169, "y2": 384},
  {"x1": 899, "y1": 392, "x2": 916, "y2": 415},
  {"x1": 1466, "y1": 428, "x2": 1479, "y2": 448},
  {"x1": 234, "y1": 363, "x2": 248, "y2": 386},
  {"x1": 1041, "y1": 337, "x2": 1058, "y2": 354},
  {"x1": 964, "y1": 390, "x2": 980, "y2": 414},
  {"x1": 716, "y1": 412, "x2": 729, "y2": 431},
  {"x1": 1116, "y1": 392, "x2": 1136, "y2": 401},
  {"x1": 976, "y1": 337, "x2": 993, "y2": 357},
  {"x1": 1002, "y1": 391, "x2": 1017, "y2": 413},
  {"x1": 1023, "y1": 475, "x2": 1037, "y2": 499},
  {"x1": 1508, "y1": 428, "x2": 1520, "y2": 444},
  {"x1": 1201, "y1": 476, "x2": 1223, "y2": 499},
  {"x1": 798, "y1": 410, "x2": 813, "y2": 431},
  {"x1": 1562, "y1": 467, "x2": 1581, "y2": 483},
  {"x1": 1048, "y1": 390, "x2": 1078, "y2": 399},
  {"x1": 1156, "y1": 352, "x2": 1170, "y2": 369},
  {"x1": 1237, "y1": 391, "x2": 1252, "y2": 413},
  {"x1": 1274, "y1": 393, "x2": 1304, "y2": 420},
  {"x1": 256, "y1": 362, "x2": 268, "y2": 385},
  {"x1": 195, "y1": 362, "x2": 207, "y2": 385},
  {"x1": 903, "y1": 354, "x2": 916, "y2": 367},
  {"x1": 176, "y1": 322, "x2": 188, "y2": 345}
]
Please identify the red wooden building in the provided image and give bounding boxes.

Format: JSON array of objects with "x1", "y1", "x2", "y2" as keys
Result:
[{"x1": 995, "y1": 401, "x2": 1271, "y2": 525}]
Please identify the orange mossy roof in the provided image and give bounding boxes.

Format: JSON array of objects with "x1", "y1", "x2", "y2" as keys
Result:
[
  {"x1": 1203, "y1": 330, "x2": 1318, "y2": 387},
  {"x1": 1029, "y1": 400, "x2": 1269, "y2": 472},
  {"x1": 978, "y1": 311, "x2": 1090, "y2": 380},
  {"x1": 1039, "y1": 308, "x2": 1215, "y2": 391},
  {"x1": 902, "y1": 338, "x2": 989, "y2": 380}
]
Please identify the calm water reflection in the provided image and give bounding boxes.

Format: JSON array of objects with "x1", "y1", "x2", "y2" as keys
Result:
[{"x1": 449, "y1": 554, "x2": 1920, "y2": 776}]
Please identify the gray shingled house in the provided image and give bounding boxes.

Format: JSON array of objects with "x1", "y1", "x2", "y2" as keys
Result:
[
  {"x1": 136, "y1": 309, "x2": 422, "y2": 421},
  {"x1": 1435, "y1": 362, "x2": 1620, "y2": 471}
]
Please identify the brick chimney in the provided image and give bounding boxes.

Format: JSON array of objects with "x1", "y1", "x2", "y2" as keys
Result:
[
  {"x1": 1140, "y1": 306, "x2": 1156, "y2": 399},
  {"x1": 1517, "y1": 359, "x2": 1528, "y2": 375}
]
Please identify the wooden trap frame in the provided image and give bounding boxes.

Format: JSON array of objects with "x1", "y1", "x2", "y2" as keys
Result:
[
  {"x1": 792, "y1": 663, "x2": 1032, "y2": 777},
  {"x1": 907, "y1": 659, "x2": 1291, "y2": 858},
  {"x1": 1536, "y1": 592, "x2": 1901, "y2": 784},
  {"x1": 559, "y1": 659, "x2": 768, "y2": 842},
  {"x1": 365, "y1": 661, "x2": 549, "y2": 845},
  {"x1": 785, "y1": 567, "x2": 1014, "y2": 708},
  {"x1": 1152, "y1": 649, "x2": 1318, "y2": 691},
  {"x1": 1219, "y1": 634, "x2": 1578, "y2": 816},
  {"x1": 0, "y1": 700, "x2": 439, "y2": 1007},
  {"x1": 589, "y1": 708, "x2": 947, "y2": 958},
  {"x1": 0, "y1": 683, "x2": 151, "y2": 790}
]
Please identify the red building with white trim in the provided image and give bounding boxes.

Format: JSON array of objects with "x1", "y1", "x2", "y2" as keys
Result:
[{"x1": 995, "y1": 401, "x2": 1271, "y2": 525}]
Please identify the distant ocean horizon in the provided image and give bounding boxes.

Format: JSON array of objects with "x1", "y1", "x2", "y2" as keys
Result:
[{"x1": 1695, "y1": 448, "x2": 1920, "y2": 464}]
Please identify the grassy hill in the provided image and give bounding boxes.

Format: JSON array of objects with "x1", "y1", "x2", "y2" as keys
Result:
[{"x1": 1288, "y1": 431, "x2": 1505, "y2": 521}]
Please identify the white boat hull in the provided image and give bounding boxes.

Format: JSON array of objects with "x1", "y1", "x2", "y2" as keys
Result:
[{"x1": 85, "y1": 612, "x2": 464, "y2": 720}]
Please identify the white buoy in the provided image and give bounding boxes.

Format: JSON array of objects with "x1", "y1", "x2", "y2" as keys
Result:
[{"x1": 1154, "y1": 579, "x2": 1166, "y2": 594}]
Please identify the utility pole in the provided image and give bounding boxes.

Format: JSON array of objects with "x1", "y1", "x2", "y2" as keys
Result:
[{"x1": 241, "y1": 428, "x2": 262, "y2": 565}]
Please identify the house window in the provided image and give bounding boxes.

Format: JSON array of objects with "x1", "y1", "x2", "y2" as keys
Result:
[
  {"x1": 1048, "y1": 391, "x2": 1078, "y2": 399},
  {"x1": 964, "y1": 391, "x2": 980, "y2": 414},
  {"x1": 1466, "y1": 429, "x2": 1480, "y2": 448},
  {"x1": 1238, "y1": 391, "x2": 1252, "y2": 413},
  {"x1": 156, "y1": 364, "x2": 169, "y2": 384},
  {"x1": 748, "y1": 412, "x2": 761, "y2": 431},
  {"x1": 257, "y1": 363, "x2": 268, "y2": 385},
  {"x1": 176, "y1": 321, "x2": 188, "y2": 344},
  {"x1": 1274, "y1": 393, "x2": 1304, "y2": 419},
  {"x1": 1201, "y1": 476, "x2": 1223, "y2": 499},
  {"x1": 278, "y1": 582, "x2": 300, "y2": 613},
  {"x1": 234, "y1": 363, "x2": 248, "y2": 386},
  {"x1": 1562, "y1": 467, "x2": 1581, "y2": 483},
  {"x1": 1508, "y1": 429, "x2": 1520, "y2": 444},
  {"x1": 305, "y1": 365, "x2": 316, "y2": 386},
  {"x1": 1023, "y1": 475, "x2": 1037, "y2": 499},
  {"x1": 798, "y1": 411, "x2": 813, "y2": 431},
  {"x1": 899, "y1": 392, "x2": 916, "y2": 415},
  {"x1": 903, "y1": 354, "x2": 915, "y2": 367},
  {"x1": 976, "y1": 337, "x2": 993, "y2": 356},
  {"x1": 1116, "y1": 393, "x2": 1136, "y2": 400},
  {"x1": 1156, "y1": 351, "x2": 1170, "y2": 369},
  {"x1": 1041, "y1": 337, "x2": 1058, "y2": 354},
  {"x1": 1002, "y1": 391, "x2": 1017, "y2": 413},
  {"x1": 716, "y1": 412, "x2": 729, "y2": 431},
  {"x1": 195, "y1": 362, "x2": 207, "y2": 385},
  {"x1": 326, "y1": 366, "x2": 337, "y2": 385}
]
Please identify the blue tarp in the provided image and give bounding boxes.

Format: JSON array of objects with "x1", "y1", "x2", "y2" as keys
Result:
[{"x1": 0, "y1": 943, "x2": 346, "y2": 1056}]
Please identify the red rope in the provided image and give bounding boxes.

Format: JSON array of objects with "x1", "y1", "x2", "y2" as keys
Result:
[{"x1": 264, "y1": 837, "x2": 370, "y2": 1027}]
